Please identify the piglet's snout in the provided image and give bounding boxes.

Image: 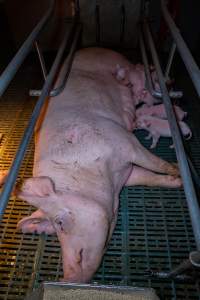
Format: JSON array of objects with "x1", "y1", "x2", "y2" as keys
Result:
[{"x1": 179, "y1": 121, "x2": 192, "y2": 140}]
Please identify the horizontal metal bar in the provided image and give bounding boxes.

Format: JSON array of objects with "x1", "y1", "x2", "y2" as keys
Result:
[
  {"x1": 29, "y1": 24, "x2": 81, "y2": 98},
  {"x1": 145, "y1": 270, "x2": 194, "y2": 282},
  {"x1": 146, "y1": 251, "x2": 200, "y2": 281},
  {"x1": 0, "y1": 0, "x2": 55, "y2": 97},
  {"x1": 151, "y1": 89, "x2": 183, "y2": 99},
  {"x1": 161, "y1": 0, "x2": 200, "y2": 98},
  {"x1": 143, "y1": 21, "x2": 200, "y2": 250},
  {"x1": 0, "y1": 22, "x2": 79, "y2": 223}
]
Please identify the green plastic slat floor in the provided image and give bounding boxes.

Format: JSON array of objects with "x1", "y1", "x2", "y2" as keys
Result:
[{"x1": 0, "y1": 68, "x2": 200, "y2": 300}]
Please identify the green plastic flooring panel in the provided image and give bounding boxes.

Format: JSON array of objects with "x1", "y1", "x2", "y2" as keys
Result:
[{"x1": 0, "y1": 70, "x2": 200, "y2": 300}]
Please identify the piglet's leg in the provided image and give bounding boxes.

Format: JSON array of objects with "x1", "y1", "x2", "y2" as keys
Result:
[
  {"x1": 150, "y1": 133, "x2": 160, "y2": 149},
  {"x1": 130, "y1": 135, "x2": 179, "y2": 176},
  {"x1": 144, "y1": 132, "x2": 152, "y2": 140},
  {"x1": 125, "y1": 165, "x2": 182, "y2": 188}
]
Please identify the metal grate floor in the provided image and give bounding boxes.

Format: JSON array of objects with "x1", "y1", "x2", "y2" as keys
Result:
[{"x1": 0, "y1": 67, "x2": 200, "y2": 300}]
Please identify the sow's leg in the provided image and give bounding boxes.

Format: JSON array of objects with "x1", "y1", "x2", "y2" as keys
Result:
[
  {"x1": 130, "y1": 135, "x2": 179, "y2": 176},
  {"x1": 125, "y1": 165, "x2": 182, "y2": 188}
]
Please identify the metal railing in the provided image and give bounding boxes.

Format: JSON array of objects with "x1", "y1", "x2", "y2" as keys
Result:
[
  {"x1": 141, "y1": 0, "x2": 200, "y2": 279},
  {"x1": 0, "y1": 0, "x2": 81, "y2": 221},
  {"x1": 29, "y1": 21, "x2": 80, "y2": 98},
  {"x1": 161, "y1": 0, "x2": 200, "y2": 98},
  {"x1": 0, "y1": 0, "x2": 55, "y2": 97},
  {"x1": 141, "y1": 21, "x2": 200, "y2": 250}
]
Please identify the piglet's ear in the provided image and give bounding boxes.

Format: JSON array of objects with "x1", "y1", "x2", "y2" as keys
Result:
[{"x1": 144, "y1": 119, "x2": 151, "y2": 128}]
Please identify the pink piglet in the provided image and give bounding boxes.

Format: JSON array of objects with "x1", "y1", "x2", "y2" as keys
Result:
[
  {"x1": 136, "y1": 115, "x2": 192, "y2": 148},
  {"x1": 136, "y1": 104, "x2": 187, "y2": 121}
]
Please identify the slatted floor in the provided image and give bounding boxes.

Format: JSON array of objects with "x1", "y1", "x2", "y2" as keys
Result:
[{"x1": 0, "y1": 66, "x2": 200, "y2": 300}]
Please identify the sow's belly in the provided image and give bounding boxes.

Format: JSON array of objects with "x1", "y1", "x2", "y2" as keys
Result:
[
  {"x1": 34, "y1": 115, "x2": 113, "y2": 167},
  {"x1": 34, "y1": 69, "x2": 128, "y2": 169}
]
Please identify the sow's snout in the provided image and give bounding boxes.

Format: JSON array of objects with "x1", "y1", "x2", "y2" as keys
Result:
[
  {"x1": 17, "y1": 176, "x2": 110, "y2": 283},
  {"x1": 59, "y1": 228, "x2": 108, "y2": 283}
]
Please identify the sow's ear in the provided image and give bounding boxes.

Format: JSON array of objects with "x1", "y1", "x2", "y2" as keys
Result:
[
  {"x1": 17, "y1": 176, "x2": 75, "y2": 234},
  {"x1": 17, "y1": 176, "x2": 56, "y2": 203}
]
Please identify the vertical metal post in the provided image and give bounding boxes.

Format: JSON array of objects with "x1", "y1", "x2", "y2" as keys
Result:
[
  {"x1": 165, "y1": 42, "x2": 176, "y2": 80},
  {"x1": 139, "y1": 32, "x2": 154, "y2": 92},
  {"x1": 140, "y1": 32, "x2": 183, "y2": 99},
  {"x1": 34, "y1": 41, "x2": 47, "y2": 80},
  {"x1": 29, "y1": 24, "x2": 82, "y2": 97},
  {"x1": 161, "y1": 0, "x2": 200, "y2": 98},
  {"x1": 95, "y1": 4, "x2": 100, "y2": 45},
  {"x1": 120, "y1": 5, "x2": 125, "y2": 44}
]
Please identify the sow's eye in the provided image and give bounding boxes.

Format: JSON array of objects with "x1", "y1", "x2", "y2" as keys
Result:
[
  {"x1": 54, "y1": 209, "x2": 75, "y2": 233},
  {"x1": 77, "y1": 248, "x2": 83, "y2": 264}
]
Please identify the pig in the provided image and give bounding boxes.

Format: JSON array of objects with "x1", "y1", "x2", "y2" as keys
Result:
[
  {"x1": 136, "y1": 115, "x2": 192, "y2": 148},
  {"x1": 136, "y1": 104, "x2": 187, "y2": 121},
  {"x1": 16, "y1": 47, "x2": 181, "y2": 283},
  {"x1": 114, "y1": 64, "x2": 161, "y2": 106}
]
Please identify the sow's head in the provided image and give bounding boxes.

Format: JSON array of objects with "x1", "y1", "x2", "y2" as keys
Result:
[{"x1": 17, "y1": 176, "x2": 110, "y2": 282}]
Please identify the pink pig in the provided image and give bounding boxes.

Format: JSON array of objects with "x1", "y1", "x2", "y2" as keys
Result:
[
  {"x1": 136, "y1": 104, "x2": 187, "y2": 121},
  {"x1": 114, "y1": 64, "x2": 160, "y2": 106},
  {"x1": 15, "y1": 48, "x2": 181, "y2": 283},
  {"x1": 136, "y1": 115, "x2": 192, "y2": 148}
]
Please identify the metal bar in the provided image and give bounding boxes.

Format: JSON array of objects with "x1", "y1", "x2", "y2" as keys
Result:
[
  {"x1": 29, "y1": 24, "x2": 81, "y2": 97},
  {"x1": 139, "y1": 32, "x2": 183, "y2": 99},
  {"x1": 165, "y1": 42, "x2": 176, "y2": 80},
  {"x1": 74, "y1": 0, "x2": 80, "y2": 18},
  {"x1": 145, "y1": 251, "x2": 200, "y2": 280},
  {"x1": 139, "y1": 31, "x2": 154, "y2": 92},
  {"x1": 169, "y1": 251, "x2": 200, "y2": 278},
  {"x1": 28, "y1": 234, "x2": 46, "y2": 292},
  {"x1": 0, "y1": 22, "x2": 78, "y2": 222},
  {"x1": 143, "y1": 21, "x2": 200, "y2": 250},
  {"x1": 145, "y1": 269, "x2": 194, "y2": 281},
  {"x1": 95, "y1": 4, "x2": 100, "y2": 45},
  {"x1": 120, "y1": 5, "x2": 125, "y2": 44},
  {"x1": 34, "y1": 41, "x2": 47, "y2": 80},
  {"x1": 0, "y1": 0, "x2": 54, "y2": 97},
  {"x1": 161, "y1": 0, "x2": 200, "y2": 98}
]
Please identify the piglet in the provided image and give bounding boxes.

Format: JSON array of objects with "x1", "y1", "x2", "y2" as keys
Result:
[
  {"x1": 136, "y1": 104, "x2": 187, "y2": 121},
  {"x1": 136, "y1": 115, "x2": 192, "y2": 148}
]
